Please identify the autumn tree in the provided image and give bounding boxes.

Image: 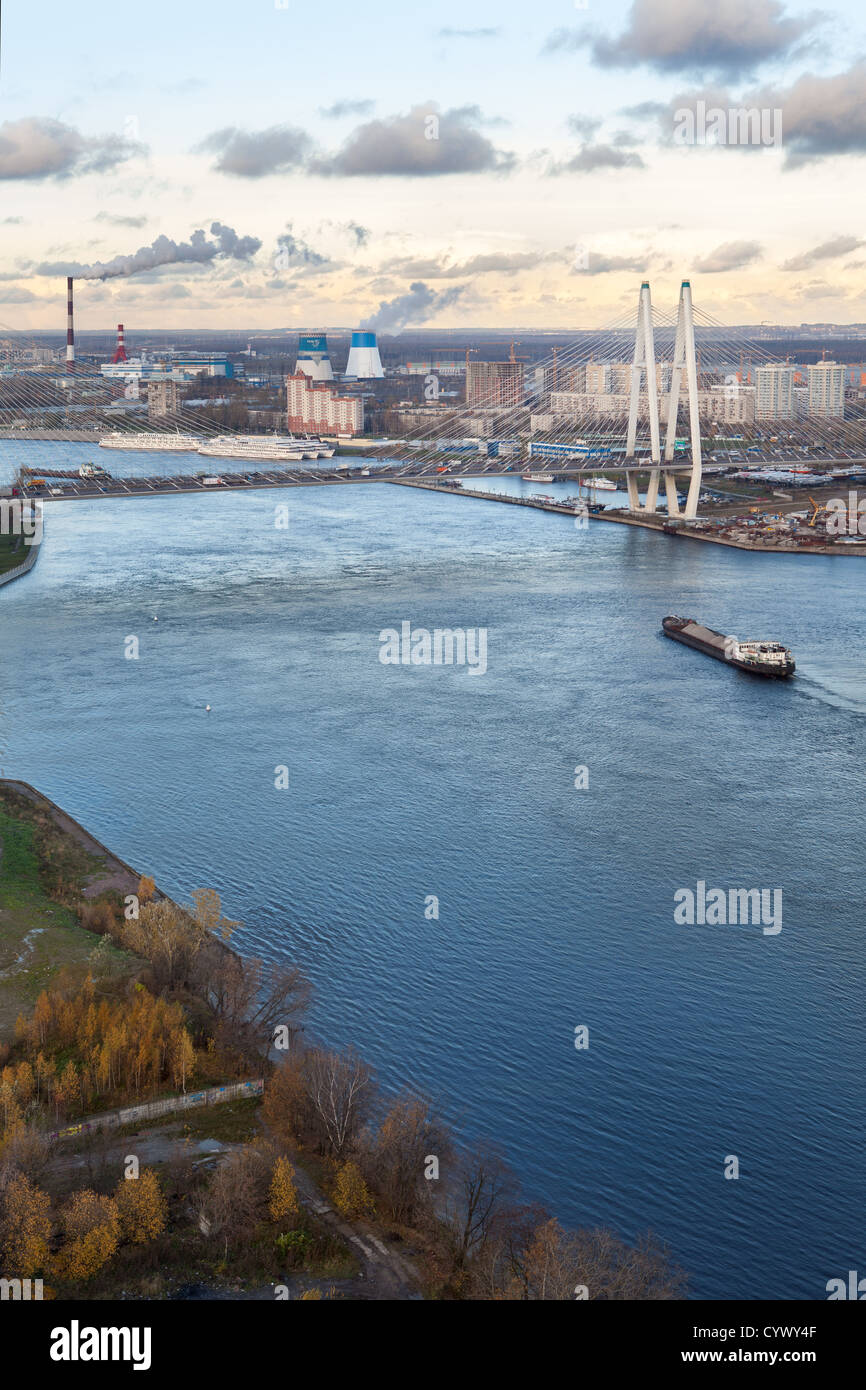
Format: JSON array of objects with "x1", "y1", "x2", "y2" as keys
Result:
[
  {"x1": 268, "y1": 1155, "x2": 300, "y2": 1223},
  {"x1": 121, "y1": 899, "x2": 202, "y2": 993},
  {"x1": 115, "y1": 1168, "x2": 168, "y2": 1245},
  {"x1": 366, "y1": 1092, "x2": 452, "y2": 1225},
  {"x1": 332, "y1": 1160, "x2": 374, "y2": 1222},
  {"x1": 262, "y1": 1053, "x2": 311, "y2": 1147},
  {"x1": 53, "y1": 1189, "x2": 120, "y2": 1283},
  {"x1": 197, "y1": 1148, "x2": 270, "y2": 1260},
  {"x1": 190, "y1": 889, "x2": 239, "y2": 943},
  {"x1": 0, "y1": 1170, "x2": 52, "y2": 1276},
  {"x1": 137, "y1": 875, "x2": 156, "y2": 906}
]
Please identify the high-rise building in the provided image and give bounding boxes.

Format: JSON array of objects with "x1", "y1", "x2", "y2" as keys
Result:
[
  {"x1": 287, "y1": 373, "x2": 364, "y2": 435},
  {"x1": 147, "y1": 379, "x2": 180, "y2": 419},
  {"x1": 466, "y1": 361, "x2": 524, "y2": 409},
  {"x1": 295, "y1": 333, "x2": 334, "y2": 382},
  {"x1": 584, "y1": 362, "x2": 612, "y2": 395},
  {"x1": 808, "y1": 361, "x2": 845, "y2": 417},
  {"x1": 699, "y1": 386, "x2": 756, "y2": 425},
  {"x1": 754, "y1": 365, "x2": 795, "y2": 418}
]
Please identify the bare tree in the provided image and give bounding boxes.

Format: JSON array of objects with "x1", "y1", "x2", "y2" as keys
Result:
[
  {"x1": 302, "y1": 1048, "x2": 374, "y2": 1158},
  {"x1": 446, "y1": 1141, "x2": 517, "y2": 1269},
  {"x1": 195, "y1": 952, "x2": 310, "y2": 1064},
  {"x1": 195, "y1": 1147, "x2": 270, "y2": 1261}
]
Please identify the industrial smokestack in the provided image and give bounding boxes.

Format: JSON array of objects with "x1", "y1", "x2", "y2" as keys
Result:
[
  {"x1": 112, "y1": 323, "x2": 128, "y2": 364},
  {"x1": 66, "y1": 277, "x2": 75, "y2": 371}
]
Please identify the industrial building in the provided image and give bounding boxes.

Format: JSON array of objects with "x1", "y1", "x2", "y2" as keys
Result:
[
  {"x1": 345, "y1": 331, "x2": 384, "y2": 379},
  {"x1": 295, "y1": 333, "x2": 334, "y2": 382}
]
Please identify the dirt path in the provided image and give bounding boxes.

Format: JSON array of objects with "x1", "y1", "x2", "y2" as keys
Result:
[{"x1": 46, "y1": 1117, "x2": 421, "y2": 1301}]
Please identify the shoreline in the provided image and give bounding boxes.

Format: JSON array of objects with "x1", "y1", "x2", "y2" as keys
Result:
[{"x1": 389, "y1": 479, "x2": 866, "y2": 556}]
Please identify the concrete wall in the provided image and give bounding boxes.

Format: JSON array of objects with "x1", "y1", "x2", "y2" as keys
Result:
[{"x1": 49, "y1": 1078, "x2": 265, "y2": 1142}]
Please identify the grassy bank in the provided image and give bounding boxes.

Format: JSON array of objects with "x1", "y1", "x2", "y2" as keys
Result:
[{"x1": 0, "y1": 794, "x2": 134, "y2": 1038}]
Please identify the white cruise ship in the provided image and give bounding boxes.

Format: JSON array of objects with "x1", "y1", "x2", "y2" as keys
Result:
[
  {"x1": 196, "y1": 434, "x2": 336, "y2": 462},
  {"x1": 99, "y1": 431, "x2": 202, "y2": 452}
]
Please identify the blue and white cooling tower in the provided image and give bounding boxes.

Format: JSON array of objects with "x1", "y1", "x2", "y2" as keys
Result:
[
  {"x1": 345, "y1": 330, "x2": 384, "y2": 379},
  {"x1": 295, "y1": 333, "x2": 334, "y2": 382}
]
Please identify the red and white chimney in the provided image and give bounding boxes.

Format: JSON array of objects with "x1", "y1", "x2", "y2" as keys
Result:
[
  {"x1": 66, "y1": 277, "x2": 75, "y2": 371},
  {"x1": 112, "y1": 323, "x2": 128, "y2": 364}
]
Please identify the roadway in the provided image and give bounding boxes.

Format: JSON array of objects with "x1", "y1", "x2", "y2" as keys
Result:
[{"x1": 13, "y1": 448, "x2": 866, "y2": 503}]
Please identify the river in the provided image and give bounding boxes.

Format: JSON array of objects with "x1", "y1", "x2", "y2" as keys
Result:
[{"x1": 1, "y1": 440, "x2": 863, "y2": 1298}]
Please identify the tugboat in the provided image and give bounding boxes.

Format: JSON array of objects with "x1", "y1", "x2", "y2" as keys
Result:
[{"x1": 662, "y1": 616, "x2": 795, "y2": 678}]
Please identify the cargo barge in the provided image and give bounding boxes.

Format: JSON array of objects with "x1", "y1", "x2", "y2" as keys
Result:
[{"x1": 662, "y1": 615, "x2": 795, "y2": 678}]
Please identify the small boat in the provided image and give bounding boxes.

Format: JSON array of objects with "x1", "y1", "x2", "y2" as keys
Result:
[
  {"x1": 586, "y1": 476, "x2": 617, "y2": 491},
  {"x1": 522, "y1": 472, "x2": 555, "y2": 483}
]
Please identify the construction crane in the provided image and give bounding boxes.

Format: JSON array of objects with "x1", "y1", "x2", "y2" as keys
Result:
[{"x1": 806, "y1": 494, "x2": 828, "y2": 527}]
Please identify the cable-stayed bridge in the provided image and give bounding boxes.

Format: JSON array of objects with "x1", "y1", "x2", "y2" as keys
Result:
[{"x1": 3, "y1": 282, "x2": 864, "y2": 517}]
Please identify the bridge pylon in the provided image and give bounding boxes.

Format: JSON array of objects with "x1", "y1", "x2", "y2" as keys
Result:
[
  {"x1": 625, "y1": 279, "x2": 703, "y2": 521},
  {"x1": 664, "y1": 280, "x2": 703, "y2": 520},
  {"x1": 625, "y1": 282, "x2": 661, "y2": 513}
]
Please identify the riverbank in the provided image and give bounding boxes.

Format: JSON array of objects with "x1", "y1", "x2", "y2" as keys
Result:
[
  {"x1": 390, "y1": 479, "x2": 866, "y2": 555},
  {"x1": 0, "y1": 533, "x2": 41, "y2": 587}
]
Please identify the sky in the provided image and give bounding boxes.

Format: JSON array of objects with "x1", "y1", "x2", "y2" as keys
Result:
[{"x1": 1, "y1": 0, "x2": 866, "y2": 332}]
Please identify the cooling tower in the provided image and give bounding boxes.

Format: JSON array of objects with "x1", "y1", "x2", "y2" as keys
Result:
[
  {"x1": 295, "y1": 332, "x2": 334, "y2": 382},
  {"x1": 345, "y1": 330, "x2": 384, "y2": 379}
]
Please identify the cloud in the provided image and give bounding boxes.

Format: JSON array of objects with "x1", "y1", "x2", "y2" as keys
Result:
[
  {"x1": 567, "y1": 115, "x2": 603, "y2": 140},
  {"x1": 361, "y1": 280, "x2": 466, "y2": 331},
  {"x1": 0, "y1": 116, "x2": 145, "y2": 180},
  {"x1": 782, "y1": 235, "x2": 864, "y2": 270},
  {"x1": 311, "y1": 103, "x2": 515, "y2": 176},
  {"x1": 544, "y1": 0, "x2": 819, "y2": 80},
  {"x1": 344, "y1": 221, "x2": 370, "y2": 248},
  {"x1": 437, "y1": 28, "x2": 501, "y2": 39},
  {"x1": 653, "y1": 63, "x2": 866, "y2": 166},
  {"x1": 762, "y1": 62, "x2": 866, "y2": 166},
  {"x1": 379, "y1": 250, "x2": 566, "y2": 280},
  {"x1": 319, "y1": 100, "x2": 375, "y2": 119},
  {"x1": 94, "y1": 212, "x2": 148, "y2": 228},
  {"x1": 0, "y1": 285, "x2": 37, "y2": 302},
  {"x1": 198, "y1": 124, "x2": 313, "y2": 177},
  {"x1": 34, "y1": 222, "x2": 262, "y2": 280},
  {"x1": 276, "y1": 228, "x2": 331, "y2": 268},
  {"x1": 579, "y1": 253, "x2": 657, "y2": 276},
  {"x1": 694, "y1": 239, "x2": 763, "y2": 272},
  {"x1": 552, "y1": 143, "x2": 646, "y2": 173}
]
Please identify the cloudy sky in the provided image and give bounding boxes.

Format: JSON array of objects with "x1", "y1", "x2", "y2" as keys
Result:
[{"x1": 1, "y1": 0, "x2": 865, "y2": 332}]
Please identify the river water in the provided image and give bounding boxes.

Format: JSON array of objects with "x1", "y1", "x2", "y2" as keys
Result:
[{"x1": 1, "y1": 441, "x2": 863, "y2": 1299}]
